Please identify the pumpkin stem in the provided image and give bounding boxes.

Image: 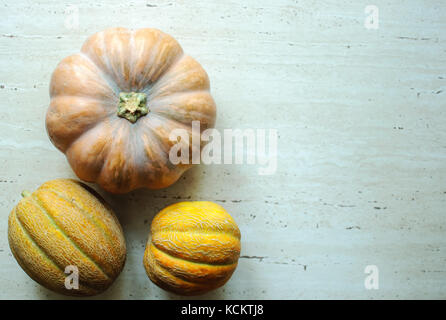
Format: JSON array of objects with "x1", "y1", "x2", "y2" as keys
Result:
[
  {"x1": 21, "y1": 190, "x2": 32, "y2": 198},
  {"x1": 117, "y1": 92, "x2": 148, "y2": 123}
]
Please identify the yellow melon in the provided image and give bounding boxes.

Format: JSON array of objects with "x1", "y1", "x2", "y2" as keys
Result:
[
  {"x1": 143, "y1": 201, "x2": 241, "y2": 295},
  {"x1": 8, "y1": 179, "x2": 126, "y2": 296}
]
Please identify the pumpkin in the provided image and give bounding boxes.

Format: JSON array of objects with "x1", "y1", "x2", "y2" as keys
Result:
[
  {"x1": 46, "y1": 27, "x2": 216, "y2": 194},
  {"x1": 143, "y1": 201, "x2": 241, "y2": 295},
  {"x1": 8, "y1": 179, "x2": 126, "y2": 296}
]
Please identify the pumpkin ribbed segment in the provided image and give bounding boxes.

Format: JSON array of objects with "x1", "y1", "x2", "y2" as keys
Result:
[
  {"x1": 8, "y1": 179, "x2": 126, "y2": 296},
  {"x1": 143, "y1": 201, "x2": 241, "y2": 296}
]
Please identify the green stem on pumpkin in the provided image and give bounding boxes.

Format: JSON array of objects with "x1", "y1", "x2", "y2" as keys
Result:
[{"x1": 117, "y1": 92, "x2": 149, "y2": 123}]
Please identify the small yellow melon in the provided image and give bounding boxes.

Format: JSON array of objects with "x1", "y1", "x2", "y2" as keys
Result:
[
  {"x1": 143, "y1": 201, "x2": 241, "y2": 296},
  {"x1": 8, "y1": 179, "x2": 126, "y2": 296}
]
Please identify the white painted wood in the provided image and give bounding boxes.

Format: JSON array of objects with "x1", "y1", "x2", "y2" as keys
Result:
[{"x1": 0, "y1": 0, "x2": 445, "y2": 299}]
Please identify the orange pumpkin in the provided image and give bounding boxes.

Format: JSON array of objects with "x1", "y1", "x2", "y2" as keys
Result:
[
  {"x1": 46, "y1": 27, "x2": 216, "y2": 193},
  {"x1": 143, "y1": 201, "x2": 241, "y2": 296},
  {"x1": 8, "y1": 179, "x2": 126, "y2": 296}
]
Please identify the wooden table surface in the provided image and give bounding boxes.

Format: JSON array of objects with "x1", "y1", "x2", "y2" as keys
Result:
[{"x1": 0, "y1": 0, "x2": 445, "y2": 299}]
